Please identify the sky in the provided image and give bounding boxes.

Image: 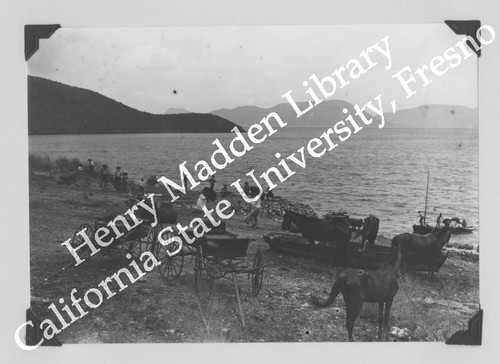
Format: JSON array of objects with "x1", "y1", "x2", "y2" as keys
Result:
[{"x1": 28, "y1": 24, "x2": 478, "y2": 114}]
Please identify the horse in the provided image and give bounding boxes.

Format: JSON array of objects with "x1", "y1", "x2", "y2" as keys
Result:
[
  {"x1": 202, "y1": 187, "x2": 217, "y2": 203},
  {"x1": 281, "y1": 210, "x2": 352, "y2": 248},
  {"x1": 361, "y1": 215, "x2": 380, "y2": 251},
  {"x1": 311, "y1": 241, "x2": 401, "y2": 341},
  {"x1": 391, "y1": 227, "x2": 452, "y2": 274}
]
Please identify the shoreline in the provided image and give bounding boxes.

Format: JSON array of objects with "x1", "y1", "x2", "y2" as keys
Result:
[{"x1": 28, "y1": 168, "x2": 479, "y2": 343}]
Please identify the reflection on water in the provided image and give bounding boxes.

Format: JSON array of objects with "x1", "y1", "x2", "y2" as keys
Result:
[{"x1": 29, "y1": 126, "x2": 478, "y2": 245}]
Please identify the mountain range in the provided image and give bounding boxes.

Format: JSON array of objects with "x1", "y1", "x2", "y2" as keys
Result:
[
  {"x1": 28, "y1": 75, "x2": 477, "y2": 135},
  {"x1": 211, "y1": 101, "x2": 477, "y2": 129},
  {"x1": 28, "y1": 76, "x2": 243, "y2": 135},
  {"x1": 211, "y1": 100, "x2": 373, "y2": 129}
]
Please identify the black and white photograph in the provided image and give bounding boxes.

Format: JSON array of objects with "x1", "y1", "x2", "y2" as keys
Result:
[
  {"x1": 25, "y1": 23, "x2": 481, "y2": 344},
  {"x1": 2, "y1": 1, "x2": 500, "y2": 362}
]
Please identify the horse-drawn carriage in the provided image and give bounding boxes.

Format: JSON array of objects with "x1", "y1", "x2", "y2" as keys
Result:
[{"x1": 69, "y1": 195, "x2": 264, "y2": 324}]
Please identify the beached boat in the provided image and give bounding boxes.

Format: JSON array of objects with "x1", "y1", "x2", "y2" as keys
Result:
[
  {"x1": 263, "y1": 232, "x2": 447, "y2": 272},
  {"x1": 412, "y1": 224, "x2": 474, "y2": 235}
]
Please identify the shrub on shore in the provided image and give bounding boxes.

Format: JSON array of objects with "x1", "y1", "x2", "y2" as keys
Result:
[{"x1": 29, "y1": 154, "x2": 85, "y2": 173}]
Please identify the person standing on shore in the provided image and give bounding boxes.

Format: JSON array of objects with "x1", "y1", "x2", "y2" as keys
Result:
[
  {"x1": 266, "y1": 187, "x2": 274, "y2": 201},
  {"x1": 87, "y1": 159, "x2": 95, "y2": 176},
  {"x1": 221, "y1": 184, "x2": 229, "y2": 197},
  {"x1": 138, "y1": 178, "x2": 146, "y2": 194},
  {"x1": 436, "y1": 213, "x2": 443, "y2": 228},
  {"x1": 100, "y1": 164, "x2": 110, "y2": 187},
  {"x1": 244, "y1": 193, "x2": 263, "y2": 228},
  {"x1": 114, "y1": 167, "x2": 122, "y2": 191},
  {"x1": 209, "y1": 175, "x2": 216, "y2": 191}
]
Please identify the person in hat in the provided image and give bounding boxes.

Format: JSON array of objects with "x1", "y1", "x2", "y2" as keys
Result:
[
  {"x1": 209, "y1": 175, "x2": 216, "y2": 191},
  {"x1": 221, "y1": 184, "x2": 229, "y2": 198}
]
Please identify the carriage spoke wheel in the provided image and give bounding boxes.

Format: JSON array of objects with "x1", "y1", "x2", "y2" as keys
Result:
[
  {"x1": 251, "y1": 249, "x2": 264, "y2": 297},
  {"x1": 155, "y1": 229, "x2": 184, "y2": 281},
  {"x1": 205, "y1": 257, "x2": 227, "y2": 280},
  {"x1": 146, "y1": 225, "x2": 160, "y2": 254},
  {"x1": 194, "y1": 245, "x2": 204, "y2": 292},
  {"x1": 121, "y1": 230, "x2": 144, "y2": 260},
  {"x1": 71, "y1": 223, "x2": 94, "y2": 259}
]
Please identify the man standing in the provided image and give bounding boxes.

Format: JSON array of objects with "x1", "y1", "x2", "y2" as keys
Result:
[
  {"x1": 88, "y1": 159, "x2": 95, "y2": 176},
  {"x1": 418, "y1": 211, "x2": 425, "y2": 226},
  {"x1": 436, "y1": 213, "x2": 443, "y2": 228}
]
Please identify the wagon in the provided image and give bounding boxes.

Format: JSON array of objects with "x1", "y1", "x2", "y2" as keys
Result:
[
  {"x1": 70, "y1": 217, "x2": 156, "y2": 260},
  {"x1": 153, "y1": 224, "x2": 264, "y2": 326},
  {"x1": 69, "y1": 194, "x2": 171, "y2": 270},
  {"x1": 153, "y1": 225, "x2": 264, "y2": 294}
]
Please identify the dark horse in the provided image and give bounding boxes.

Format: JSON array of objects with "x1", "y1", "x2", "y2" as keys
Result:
[
  {"x1": 202, "y1": 187, "x2": 217, "y2": 203},
  {"x1": 311, "y1": 241, "x2": 401, "y2": 341},
  {"x1": 391, "y1": 227, "x2": 452, "y2": 274},
  {"x1": 281, "y1": 210, "x2": 352, "y2": 248},
  {"x1": 361, "y1": 215, "x2": 380, "y2": 251}
]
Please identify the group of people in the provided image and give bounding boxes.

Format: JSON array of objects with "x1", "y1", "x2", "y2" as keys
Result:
[
  {"x1": 192, "y1": 176, "x2": 276, "y2": 229},
  {"x1": 99, "y1": 164, "x2": 129, "y2": 192},
  {"x1": 418, "y1": 211, "x2": 468, "y2": 228}
]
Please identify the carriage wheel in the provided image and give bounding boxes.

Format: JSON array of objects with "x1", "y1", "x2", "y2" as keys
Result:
[
  {"x1": 121, "y1": 230, "x2": 144, "y2": 259},
  {"x1": 147, "y1": 225, "x2": 160, "y2": 253},
  {"x1": 194, "y1": 245, "x2": 203, "y2": 291},
  {"x1": 251, "y1": 249, "x2": 264, "y2": 297},
  {"x1": 71, "y1": 223, "x2": 94, "y2": 259},
  {"x1": 155, "y1": 229, "x2": 184, "y2": 281},
  {"x1": 204, "y1": 257, "x2": 227, "y2": 280}
]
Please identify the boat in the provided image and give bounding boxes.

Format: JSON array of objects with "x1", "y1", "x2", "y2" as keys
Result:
[
  {"x1": 263, "y1": 232, "x2": 447, "y2": 272},
  {"x1": 412, "y1": 171, "x2": 473, "y2": 235},
  {"x1": 412, "y1": 224, "x2": 474, "y2": 235}
]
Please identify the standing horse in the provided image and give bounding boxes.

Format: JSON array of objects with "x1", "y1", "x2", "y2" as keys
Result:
[
  {"x1": 361, "y1": 215, "x2": 380, "y2": 251},
  {"x1": 391, "y1": 227, "x2": 452, "y2": 274},
  {"x1": 311, "y1": 242, "x2": 401, "y2": 341},
  {"x1": 281, "y1": 210, "x2": 352, "y2": 248}
]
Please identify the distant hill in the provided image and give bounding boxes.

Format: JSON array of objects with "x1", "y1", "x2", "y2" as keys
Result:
[
  {"x1": 211, "y1": 102, "x2": 477, "y2": 129},
  {"x1": 211, "y1": 100, "x2": 372, "y2": 128},
  {"x1": 382, "y1": 105, "x2": 477, "y2": 128},
  {"x1": 164, "y1": 107, "x2": 191, "y2": 114},
  {"x1": 28, "y1": 76, "x2": 244, "y2": 135}
]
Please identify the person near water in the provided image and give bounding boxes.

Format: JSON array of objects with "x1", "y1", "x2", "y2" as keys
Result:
[
  {"x1": 462, "y1": 219, "x2": 468, "y2": 227},
  {"x1": 266, "y1": 187, "x2": 274, "y2": 201},
  {"x1": 87, "y1": 159, "x2": 95, "y2": 175},
  {"x1": 244, "y1": 193, "x2": 263, "y2": 228},
  {"x1": 114, "y1": 167, "x2": 122, "y2": 191},
  {"x1": 138, "y1": 178, "x2": 146, "y2": 194},
  {"x1": 209, "y1": 175, "x2": 216, "y2": 191},
  {"x1": 195, "y1": 191, "x2": 207, "y2": 210},
  {"x1": 100, "y1": 164, "x2": 110, "y2": 187},
  {"x1": 221, "y1": 184, "x2": 229, "y2": 197},
  {"x1": 121, "y1": 172, "x2": 129, "y2": 193},
  {"x1": 243, "y1": 181, "x2": 250, "y2": 196},
  {"x1": 418, "y1": 211, "x2": 424, "y2": 226},
  {"x1": 436, "y1": 213, "x2": 443, "y2": 228}
]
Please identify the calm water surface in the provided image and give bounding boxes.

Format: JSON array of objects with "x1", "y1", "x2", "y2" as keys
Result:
[{"x1": 29, "y1": 126, "x2": 479, "y2": 245}]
